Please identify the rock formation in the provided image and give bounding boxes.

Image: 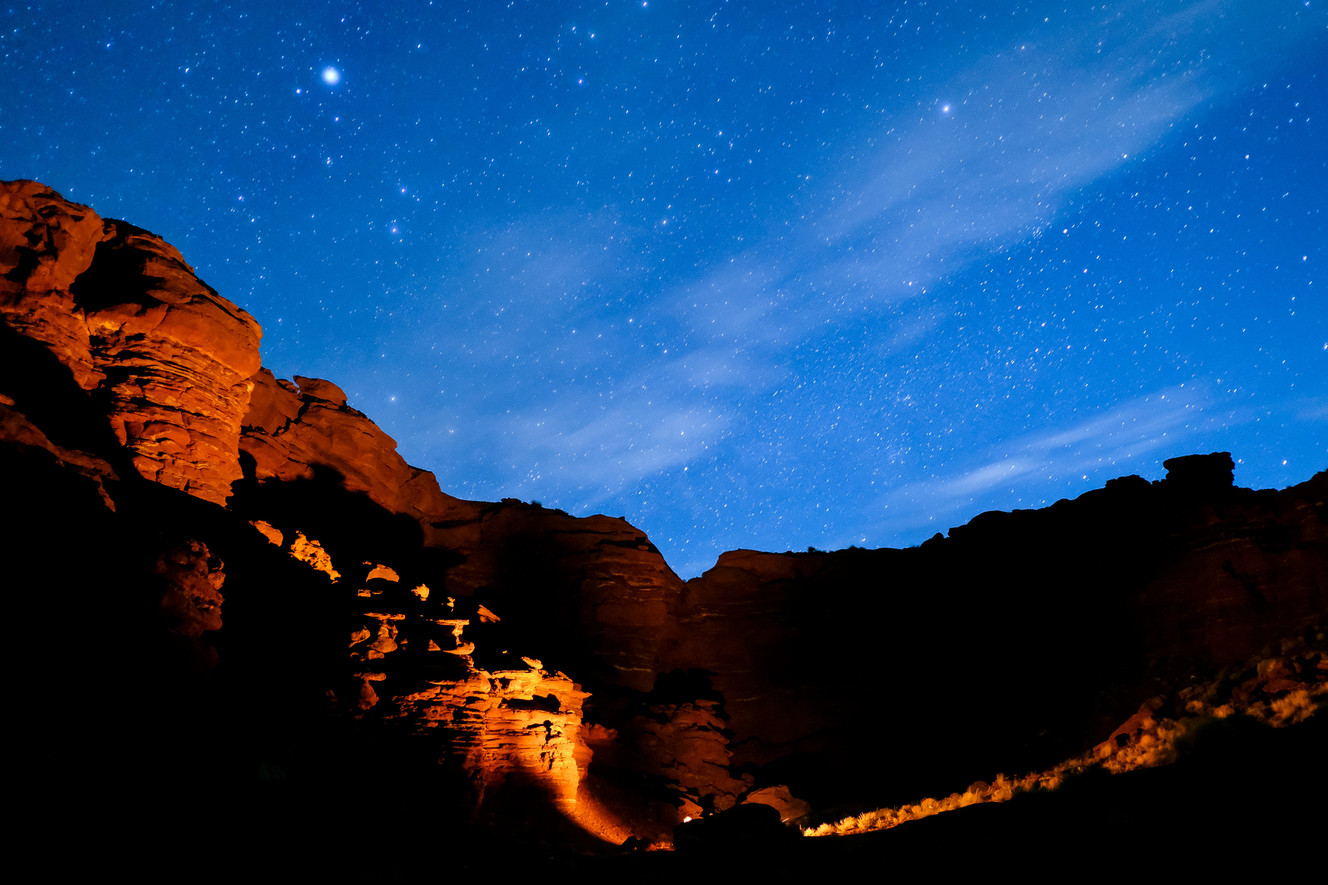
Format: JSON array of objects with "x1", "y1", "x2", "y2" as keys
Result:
[
  {"x1": 4, "y1": 181, "x2": 1324, "y2": 871},
  {"x1": 340, "y1": 559, "x2": 590, "y2": 815},
  {"x1": 1, "y1": 179, "x2": 261, "y2": 503},
  {"x1": 241, "y1": 367, "x2": 471, "y2": 526}
]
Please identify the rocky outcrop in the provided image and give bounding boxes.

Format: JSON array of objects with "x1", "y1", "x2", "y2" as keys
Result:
[
  {"x1": 612, "y1": 670, "x2": 755, "y2": 826},
  {"x1": 0, "y1": 180, "x2": 107, "y2": 389},
  {"x1": 0, "y1": 180, "x2": 261, "y2": 504},
  {"x1": 154, "y1": 539, "x2": 226, "y2": 669},
  {"x1": 1161, "y1": 450, "x2": 1235, "y2": 494},
  {"x1": 240, "y1": 368, "x2": 474, "y2": 526},
  {"x1": 79, "y1": 220, "x2": 261, "y2": 502},
  {"x1": 431, "y1": 503, "x2": 686, "y2": 693},
  {"x1": 342, "y1": 565, "x2": 590, "y2": 814}
]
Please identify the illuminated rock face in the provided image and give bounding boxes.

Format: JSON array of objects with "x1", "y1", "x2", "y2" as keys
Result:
[
  {"x1": 0, "y1": 180, "x2": 261, "y2": 504},
  {"x1": 345, "y1": 567, "x2": 589, "y2": 812},
  {"x1": 0, "y1": 180, "x2": 107, "y2": 390},
  {"x1": 240, "y1": 368, "x2": 475, "y2": 527},
  {"x1": 376, "y1": 664, "x2": 589, "y2": 813}
]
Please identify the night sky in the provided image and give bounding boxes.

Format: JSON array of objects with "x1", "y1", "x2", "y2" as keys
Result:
[{"x1": 5, "y1": 1, "x2": 1325, "y2": 576}]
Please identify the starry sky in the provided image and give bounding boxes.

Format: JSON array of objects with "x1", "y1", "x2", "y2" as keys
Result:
[{"x1": 4, "y1": 1, "x2": 1326, "y2": 576}]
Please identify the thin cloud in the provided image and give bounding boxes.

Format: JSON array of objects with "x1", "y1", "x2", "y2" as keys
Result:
[
  {"x1": 495, "y1": 395, "x2": 731, "y2": 505},
  {"x1": 667, "y1": 345, "x2": 789, "y2": 392},
  {"x1": 412, "y1": 0, "x2": 1318, "y2": 527},
  {"x1": 657, "y1": 0, "x2": 1253, "y2": 356},
  {"x1": 1295, "y1": 396, "x2": 1328, "y2": 423},
  {"x1": 872, "y1": 385, "x2": 1214, "y2": 537}
]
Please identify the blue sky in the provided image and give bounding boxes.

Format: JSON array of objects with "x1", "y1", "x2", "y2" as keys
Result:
[{"x1": 4, "y1": 1, "x2": 1325, "y2": 576}]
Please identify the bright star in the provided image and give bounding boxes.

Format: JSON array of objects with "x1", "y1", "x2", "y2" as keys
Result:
[{"x1": 322, "y1": 66, "x2": 341, "y2": 85}]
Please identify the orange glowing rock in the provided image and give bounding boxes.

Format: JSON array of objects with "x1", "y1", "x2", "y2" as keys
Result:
[
  {"x1": 1, "y1": 180, "x2": 261, "y2": 504},
  {"x1": 809, "y1": 636, "x2": 1328, "y2": 839},
  {"x1": 340, "y1": 589, "x2": 594, "y2": 815},
  {"x1": 249, "y1": 519, "x2": 283, "y2": 546},
  {"x1": 239, "y1": 368, "x2": 476, "y2": 530},
  {"x1": 289, "y1": 531, "x2": 340, "y2": 582},
  {"x1": 743, "y1": 785, "x2": 812, "y2": 823},
  {"x1": 365, "y1": 564, "x2": 400, "y2": 582}
]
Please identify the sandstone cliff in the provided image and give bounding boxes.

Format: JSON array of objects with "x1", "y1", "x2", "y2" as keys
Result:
[
  {"x1": 4, "y1": 181, "x2": 1324, "y2": 868},
  {"x1": 1, "y1": 180, "x2": 261, "y2": 504}
]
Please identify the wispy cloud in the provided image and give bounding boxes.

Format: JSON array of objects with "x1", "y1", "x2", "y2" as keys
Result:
[
  {"x1": 1295, "y1": 396, "x2": 1328, "y2": 423},
  {"x1": 492, "y1": 393, "x2": 731, "y2": 505},
  {"x1": 415, "y1": 0, "x2": 1318, "y2": 511},
  {"x1": 670, "y1": 0, "x2": 1249, "y2": 349},
  {"x1": 870, "y1": 384, "x2": 1217, "y2": 537}
]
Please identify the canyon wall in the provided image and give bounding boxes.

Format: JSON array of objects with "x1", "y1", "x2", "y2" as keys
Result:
[{"x1": 4, "y1": 181, "x2": 1324, "y2": 848}]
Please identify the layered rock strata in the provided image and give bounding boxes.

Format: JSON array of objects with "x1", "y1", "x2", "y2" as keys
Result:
[
  {"x1": 241, "y1": 368, "x2": 473, "y2": 526},
  {"x1": 345, "y1": 564, "x2": 590, "y2": 813},
  {"x1": 0, "y1": 180, "x2": 261, "y2": 503}
]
